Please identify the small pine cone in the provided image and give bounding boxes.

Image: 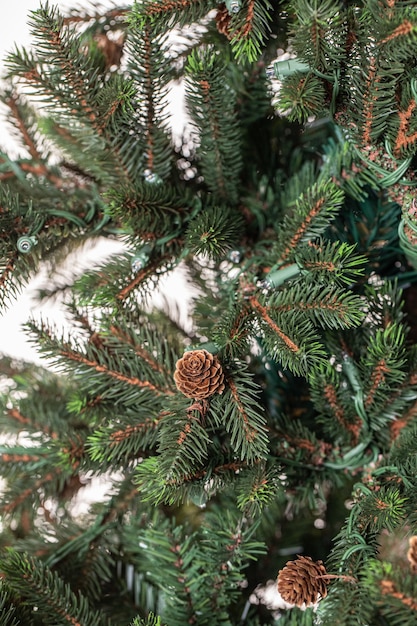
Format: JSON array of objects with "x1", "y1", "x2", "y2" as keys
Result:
[
  {"x1": 277, "y1": 555, "x2": 328, "y2": 607},
  {"x1": 174, "y1": 349, "x2": 225, "y2": 399},
  {"x1": 215, "y1": 3, "x2": 234, "y2": 40},
  {"x1": 407, "y1": 536, "x2": 417, "y2": 573}
]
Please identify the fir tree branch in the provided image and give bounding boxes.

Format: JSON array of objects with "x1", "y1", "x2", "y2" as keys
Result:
[
  {"x1": 185, "y1": 47, "x2": 243, "y2": 203},
  {"x1": 274, "y1": 180, "x2": 345, "y2": 264},
  {"x1": 131, "y1": 0, "x2": 218, "y2": 26},
  {"x1": 115, "y1": 252, "x2": 177, "y2": 302},
  {"x1": 2, "y1": 470, "x2": 59, "y2": 515},
  {"x1": 322, "y1": 381, "x2": 362, "y2": 445},
  {"x1": 394, "y1": 100, "x2": 417, "y2": 157},
  {"x1": 228, "y1": 0, "x2": 273, "y2": 62},
  {"x1": 59, "y1": 345, "x2": 174, "y2": 396},
  {"x1": 249, "y1": 294, "x2": 300, "y2": 353},
  {"x1": 0, "y1": 551, "x2": 110, "y2": 626}
]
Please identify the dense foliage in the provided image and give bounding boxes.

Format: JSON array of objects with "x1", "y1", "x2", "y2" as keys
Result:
[{"x1": 1, "y1": 1, "x2": 417, "y2": 624}]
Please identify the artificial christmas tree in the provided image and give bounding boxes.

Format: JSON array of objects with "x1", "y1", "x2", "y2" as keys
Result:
[{"x1": 1, "y1": 0, "x2": 417, "y2": 624}]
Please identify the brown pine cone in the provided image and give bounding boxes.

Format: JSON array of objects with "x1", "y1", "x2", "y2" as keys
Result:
[
  {"x1": 174, "y1": 349, "x2": 225, "y2": 399},
  {"x1": 277, "y1": 555, "x2": 328, "y2": 607},
  {"x1": 407, "y1": 536, "x2": 417, "y2": 573},
  {"x1": 215, "y1": 4, "x2": 233, "y2": 40}
]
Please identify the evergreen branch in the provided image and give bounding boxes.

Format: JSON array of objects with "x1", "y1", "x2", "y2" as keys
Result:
[
  {"x1": 58, "y1": 346, "x2": 172, "y2": 396},
  {"x1": 131, "y1": 510, "x2": 264, "y2": 626},
  {"x1": 0, "y1": 550, "x2": 109, "y2": 626},
  {"x1": 193, "y1": 510, "x2": 265, "y2": 619},
  {"x1": 249, "y1": 294, "x2": 328, "y2": 377},
  {"x1": 361, "y1": 323, "x2": 408, "y2": 416},
  {"x1": 288, "y1": 0, "x2": 347, "y2": 71},
  {"x1": 378, "y1": 7, "x2": 417, "y2": 61},
  {"x1": 0, "y1": 255, "x2": 19, "y2": 308},
  {"x1": 351, "y1": 55, "x2": 400, "y2": 146},
  {"x1": 185, "y1": 205, "x2": 244, "y2": 260},
  {"x1": 310, "y1": 362, "x2": 363, "y2": 445},
  {"x1": 87, "y1": 411, "x2": 166, "y2": 464},
  {"x1": 274, "y1": 179, "x2": 345, "y2": 264},
  {"x1": 379, "y1": 579, "x2": 417, "y2": 614},
  {"x1": 25, "y1": 4, "x2": 102, "y2": 128},
  {"x1": 268, "y1": 283, "x2": 365, "y2": 330},
  {"x1": 393, "y1": 99, "x2": 417, "y2": 157},
  {"x1": 0, "y1": 589, "x2": 25, "y2": 626},
  {"x1": 390, "y1": 393, "x2": 417, "y2": 441},
  {"x1": 157, "y1": 400, "x2": 212, "y2": 483},
  {"x1": 278, "y1": 71, "x2": 326, "y2": 123},
  {"x1": 71, "y1": 252, "x2": 178, "y2": 307},
  {"x1": 210, "y1": 366, "x2": 269, "y2": 463},
  {"x1": 380, "y1": 18, "x2": 415, "y2": 45},
  {"x1": 0, "y1": 448, "x2": 45, "y2": 465},
  {"x1": 5, "y1": 407, "x2": 31, "y2": 429},
  {"x1": 131, "y1": 517, "x2": 202, "y2": 625},
  {"x1": 296, "y1": 240, "x2": 366, "y2": 286},
  {"x1": 213, "y1": 301, "x2": 252, "y2": 360},
  {"x1": 135, "y1": 453, "x2": 251, "y2": 506},
  {"x1": 107, "y1": 324, "x2": 169, "y2": 374},
  {"x1": 130, "y1": 0, "x2": 218, "y2": 29},
  {"x1": 359, "y1": 485, "x2": 408, "y2": 533},
  {"x1": 228, "y1": 0, "x2": 273, "y2": 63},
  {"x1": 107, "y1": 182, "x2": 191, "y2": 237},
  {"x1": 5, "y1": 9, "x2": 129, "y2": 185},
  {"x1": 4, "y1": 92, "x2": 44, "y2": 163},
  {"x1": 115, "y1": 253, "x2": 178, "y2": 303},
  {"x1": 125, "y1": 23, "x2": 172, "y2": 179},
  {"x1": 322, "y1": 381, "x2": 362, "y2": 443},
  {"x1": 26, "y1": 319, "x2": 175, "y2": 401},
  {"x1": 2, "y1": 469, "x2": 63, "y2": 516},
  {"x1": 185, "y1": 47, "x2": 243, "y2": 203},
  {"x1": 235, "y1": 462, "x2": 280, "y2": 514},
  {"x1": 250, "y1": 294, "x2": 300, "y2": 353}
]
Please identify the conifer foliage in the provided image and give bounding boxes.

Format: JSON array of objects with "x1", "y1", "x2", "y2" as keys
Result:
[{"x1": 1, "y1": 1, "x2": 417, "y2": 624}]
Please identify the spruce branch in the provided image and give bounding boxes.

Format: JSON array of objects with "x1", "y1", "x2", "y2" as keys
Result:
[
  {"x1": 310, "y1": 361, "x2": 363, "y2": 445},
  {"x1": 295, "y1": 240, "x2": 366, "y2": 286},
  {"x1": 268, "y1": 282, "x2": 365, "y2": 330},
  {"x1": 0, "y1": 550, "x2": 111, "y2": 626},
  {"x1": 185, "y1": 205, "x2": 244, "y2": 260},
  {"x1": 130, "y1": 0, "x2": 219, "y2": 30},
  {"x1": 0, "y1": 588, "x2": 31, "y2": 626},
  {"x1": 86, "y1": 411, "x2": 164, "y2": 466},
  {"x1": 274, "y1": 179, "x2": 345, "y2": 264},
  {"x1": 361, "y1": 322, "x2": 408, "y2": 418},
  {"x1": 124, "y1": 21, "x2": 173, "y2": 180},
  {"x1": 288, "y1": 0, "x2": 347, "y2": 72},
  {"x1": 185, "y1": 46, "x2": 243, "y2": 203},
  {"x1": 278, "y1": 71, "x2": 326, "y2": 124},
  {"x1": 156, "y1": 399, "x2": 212, "y2": 483},
  {"x1": 249, "y1": 294, "x2": 328, "y2": 377},
  {"x1": 25, "y1": 317, "x2": 176, "y2": 402},
  {"x1": 209, "y1": 366, "x2": 269, "y2": 463},
  {"x1": 227, "y1": 0, "x2": 273, "y2": 63}
]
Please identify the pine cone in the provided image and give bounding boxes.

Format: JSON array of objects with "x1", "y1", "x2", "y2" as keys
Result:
[
  {"x1": 277, "y1": 555, "x2": 328, "y2": 607},
  {"x1": 407, "y1": 536, "x2": 417, "y2": 573},
  {"x1": 174, "y1": 349, "x2": 225, "y2": 399},
  {"x1": 215, "y1": 4, "x2": 233, "y2": 40}
]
